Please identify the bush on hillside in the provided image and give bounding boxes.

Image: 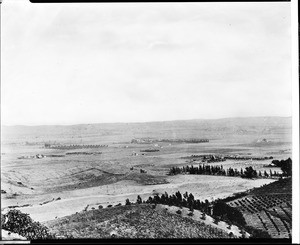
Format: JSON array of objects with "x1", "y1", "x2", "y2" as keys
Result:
[{"x1": 2, "y1": 209, "x2": 55, "y2": 239}]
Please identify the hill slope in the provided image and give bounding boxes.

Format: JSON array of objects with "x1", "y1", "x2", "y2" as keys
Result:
[
  {"x1": 44, "y1": 204, "x2": 232, "y2": 239},
  {"x1": 2, "y1": 116, "x2": 292, "y2": 143}
]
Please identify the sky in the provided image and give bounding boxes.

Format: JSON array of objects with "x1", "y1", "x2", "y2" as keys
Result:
[{"x1": 1, "y1": 1, "x2": 292, "y2": 125}]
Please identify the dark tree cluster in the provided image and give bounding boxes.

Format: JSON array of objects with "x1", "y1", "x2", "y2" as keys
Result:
[
  {"x1": 169, "y1": 164, "x2": 281, "y2": 179},
  {"x1": 168, "y1": 164, "x2": 227, "y2": 176},
  {"x1": 2, "y1": 209, "x2": 55, "y2": 239},
  {"x1": 271, "y1": 158, "x2": 292, "y2": 176},
  {"x1": 130, "y1": 191, "x2": 246, "y2": 231},
  {"x1": 133, "y1": 191, "x2": 212, "y2": 214},
  {"x1": 159, "y1": 139, "x2": 209, "y2": 143},
  {"x1": 212, "y1": 200, "x2": 246, "y2": 227},
  {"x1": 241, "y1": 166, "x2": 257, "y2": 179}
]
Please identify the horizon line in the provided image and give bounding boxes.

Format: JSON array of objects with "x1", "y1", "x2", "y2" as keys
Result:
[{"x1": 1, "y1": 115, "x2": 292, "y2": 127}]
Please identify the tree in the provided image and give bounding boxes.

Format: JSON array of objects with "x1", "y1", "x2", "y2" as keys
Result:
[
  {"x1": 242, "y1": 166, "x2": 256, "y2": 179},
  {"x1": 125, "y1": 198, "x2": 131, "y2": 205},
  {"x1": 253, "y1": 170, "x2": 257, "y2": 178},
  {"x1": 2, "y1": 209, "x2": 55, "y2": 239},
  {"x1": 136, "y1": 195, "x2": 142, "y2": 204},
  {"x1": 183, "y1": 191, "x2": 188, "y2": 199},
  {"x1": 264, "y1": 170, "x2": 269, "y2": 178},
  {"x1": 281, "y1": 158, "x2": 292, "y2": 176},
  {"x1": 213, "y1": 216, "x2": 220, "y2": 225},
  {"x1": 146, "y1": 196, "x2": 153, "y2": 204},
  {"x1": 175, "y1": 191, "x2": 182, "y2": 203},
  {"x1": 213, "y1": 201, "x2": 246, "y2": 227}
]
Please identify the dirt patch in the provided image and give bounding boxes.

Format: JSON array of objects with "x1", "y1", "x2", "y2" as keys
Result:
[{"x1": 122, "y1": 173, "x2": 169, "y2": 185}]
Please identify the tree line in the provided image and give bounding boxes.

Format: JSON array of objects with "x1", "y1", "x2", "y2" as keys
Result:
[
  {"x1": 125, "y1": 191, "x2": 246, "y2": 228},
  {"x1": 168, "y1": 164, "x2": 282, "y2": 179}
]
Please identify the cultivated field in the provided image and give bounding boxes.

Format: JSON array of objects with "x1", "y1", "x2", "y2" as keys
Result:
[{"x1": 227, "y1": 178, "x2": 292, "y2": 238}]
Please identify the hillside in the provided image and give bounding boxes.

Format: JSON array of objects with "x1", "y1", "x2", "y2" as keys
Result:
[
  {"x1": 249, "y1": 177, "x2": 292, "y2": 195},
  {"x1": 2, "y1": 116, "x2": 292, "y2": 144},
  {"x1": 226, "y1": 178, "x2": 292, "y2": 239},
  {"x1": 44, "y1": 204, "x2": 232, "y2": 239}
]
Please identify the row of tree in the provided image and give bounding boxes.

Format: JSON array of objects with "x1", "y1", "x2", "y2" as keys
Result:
[
  {"x1": 125, "y1": 191, "x2": 246, "y2": 228},
  {"x1": 126, "y1": 192, "x2": 211, "y2": 213},
  {"x1": 168, "y1": 164, "x2": 282, "y2": 179}
]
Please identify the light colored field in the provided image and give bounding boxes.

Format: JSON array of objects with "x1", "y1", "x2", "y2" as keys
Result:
[{"x1": 2, "y1": 175, "x2": 275, "y2": 222}]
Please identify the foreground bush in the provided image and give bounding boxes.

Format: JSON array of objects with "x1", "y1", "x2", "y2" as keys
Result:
[{"x1": 2, "y1": 209, "x2": 55, "y2": 239}]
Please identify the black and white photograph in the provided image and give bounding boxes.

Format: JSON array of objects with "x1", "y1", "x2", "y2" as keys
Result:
[{"x1": 1, "y1": 0, "x2": 299, "y2": 243}]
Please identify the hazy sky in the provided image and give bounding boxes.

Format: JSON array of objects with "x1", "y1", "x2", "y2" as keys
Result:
[{"x1": 2, "y1": 1, "x2": 292, "y2": 125}]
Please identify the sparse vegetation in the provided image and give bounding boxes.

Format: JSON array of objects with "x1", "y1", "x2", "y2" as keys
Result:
[
  {"x1": 45, "y1": 204, "x2": 233, "y2": 239},
  {"x1": 2, "y1": 117, "x2": 291, "y2": 240}
]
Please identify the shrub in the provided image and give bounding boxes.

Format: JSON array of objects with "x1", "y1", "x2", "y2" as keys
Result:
[
  {"x1": 213, "y1": 217, "x2": 220, "y2": 225},
  {"x1": 176, "y1": 210, "x2": 182, "y2": 215},
  {"x1": 136, "y1": 195, "x2": 142, "y2": 204},
  {"x1": 98, "y1": 205, "x2": 103, "y2": 209},
  {"x1": 125, "y1": 199, "x2": 131, "y2": 206},
  {"x1": 2, "y1": 209, "x2": 55, "y2": 239}
]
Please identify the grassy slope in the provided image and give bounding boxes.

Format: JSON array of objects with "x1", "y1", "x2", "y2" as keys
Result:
[
  {"x1": 45, "y1": 204, "x2": 232, "y2": 239},
  {"x1": 248, "y1": 177, "x2": 292, "y2": 195}
]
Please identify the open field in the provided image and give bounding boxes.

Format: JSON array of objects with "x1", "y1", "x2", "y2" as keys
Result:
[{"x1": 1, "y1": 117, "x2": 292, "y2": 238}]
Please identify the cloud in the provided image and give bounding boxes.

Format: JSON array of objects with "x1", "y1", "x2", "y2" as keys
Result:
[{"x1": 1, "y1": 2, "x2": 292, "y2": 125}]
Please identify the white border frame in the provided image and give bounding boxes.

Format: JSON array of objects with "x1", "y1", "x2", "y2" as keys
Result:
[{"x1": 291, "y1": 0, "x2": 299, "y2": 243}]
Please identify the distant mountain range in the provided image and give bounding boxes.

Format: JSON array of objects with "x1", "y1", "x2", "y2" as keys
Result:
[
  {"x1": 2, "y1": 116, "x2": 292, "y2": 128},
  {"x1": 2, "y1": 117, "x2": 292, "y2": 141}
]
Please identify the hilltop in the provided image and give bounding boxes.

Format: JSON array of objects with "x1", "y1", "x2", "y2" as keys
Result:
[{"x1": 44, "y1": 204, "x2": 233, "y2": 239}]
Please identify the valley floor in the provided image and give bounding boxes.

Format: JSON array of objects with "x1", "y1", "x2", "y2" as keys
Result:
[{"x1": 2, "y1": 175, "x2": 275, "y2": 222}]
